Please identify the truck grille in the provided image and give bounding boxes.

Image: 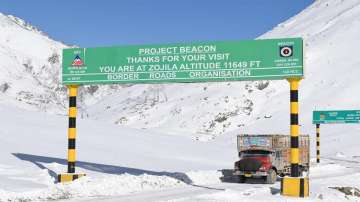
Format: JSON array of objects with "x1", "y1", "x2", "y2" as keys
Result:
[{"x1": 237, "y1": 158, "x2": 262, "y2": 172}]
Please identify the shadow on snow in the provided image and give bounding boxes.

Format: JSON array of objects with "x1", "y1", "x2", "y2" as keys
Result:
[{"x1": 12, "y1": 153, "x2": 193, "y2": 184}]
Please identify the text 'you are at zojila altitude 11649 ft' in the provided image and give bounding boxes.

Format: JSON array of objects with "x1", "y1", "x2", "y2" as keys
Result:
[{"x1": 100, "y1": 45, "x2": 261, "y2": 80}]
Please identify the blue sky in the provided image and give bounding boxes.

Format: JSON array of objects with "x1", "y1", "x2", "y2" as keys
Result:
[{"x1": 0, "y1": 0, "x2": 314, "y2": 47}]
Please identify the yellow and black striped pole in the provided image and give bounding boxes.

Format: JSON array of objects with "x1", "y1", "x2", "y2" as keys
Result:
[
  {"x1": 58, "y1": 85, "x2": 85, "y2": 183},
  {"x1": 68, "y1": 85, "x2": 77, "y2": 173},
  {"x1": 316, "y1": 124, "x2": 320, "y2": 163},
  {"x1": 289, "y1": 78, "x2": 300, "y2": 177},
  {"x1": 281, "y1": 78, "x2": 308, "y2": 197}
]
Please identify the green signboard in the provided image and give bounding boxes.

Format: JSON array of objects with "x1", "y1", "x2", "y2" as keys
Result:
[
  {"x1": 313, "y1": 110, "x2": 360, "y2": 124},
  {"x1": 62, "y1": 38, "x2": 303, "y2": 85}
]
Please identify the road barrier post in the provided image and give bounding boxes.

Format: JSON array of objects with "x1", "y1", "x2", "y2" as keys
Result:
[
  {"x1": 316, "y1": 124, "x2": 320, "y2": 163},
  {"x1": 281, "y1": 78, "x2": 309, "y2": 197},
  {"x1": 57, "y1": 85, "x2": 85, "y2": 183}
]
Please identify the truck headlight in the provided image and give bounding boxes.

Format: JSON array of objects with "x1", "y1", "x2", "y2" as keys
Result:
[{"x1": 259, "y1": 166, "x2": 267, "y2": 171}]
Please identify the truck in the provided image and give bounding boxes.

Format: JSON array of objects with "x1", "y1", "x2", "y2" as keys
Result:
[{"x1": 233, "y1": 134, "x2": 309, "y2": 184}]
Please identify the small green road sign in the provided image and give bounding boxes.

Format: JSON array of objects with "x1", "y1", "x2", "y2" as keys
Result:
[
  {"x1": 313, "y1": 110, "x2": 360, "y2": 124},
  {"x1": 62, "y1": 38, "x2": 303, "y2": 85}
]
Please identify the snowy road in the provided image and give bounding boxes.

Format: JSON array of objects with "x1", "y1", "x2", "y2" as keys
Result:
[
  {"x1": 87, "y1": 184, "x2": 231, "y2": 202},
  {"x1": 71, "y1": 182, "x2": 276, "y2": 202}
]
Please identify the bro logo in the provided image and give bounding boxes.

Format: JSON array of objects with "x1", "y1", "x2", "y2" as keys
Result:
[
  {"x1": 279, "y1": 46, "x2": 293, "y2": 57},
  {"x1": 320, "y1": 114, "x2": 325, "y2": 120},
  {"x1": 72, "y1": 55, "x2": 84, "y2": 66}
]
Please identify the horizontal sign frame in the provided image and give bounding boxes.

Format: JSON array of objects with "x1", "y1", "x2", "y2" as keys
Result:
[{"x1": 62, "y1": 38, "x2": 303, "y2": 85}]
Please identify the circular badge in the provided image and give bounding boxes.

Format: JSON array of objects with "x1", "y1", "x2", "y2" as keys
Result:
[{"x1": 280, "y1": 46, "x2": 293, "y2": 57}]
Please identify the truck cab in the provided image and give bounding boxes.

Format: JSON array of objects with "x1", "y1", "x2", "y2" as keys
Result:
[{"x1": 234, "y1": 149, "x2": 277, "y2": 184}]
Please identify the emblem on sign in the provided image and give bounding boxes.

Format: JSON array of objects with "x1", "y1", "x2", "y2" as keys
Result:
[
  {"x1": 279, "y1": 46, "x2": 293, "y2": 57},
  {"x1": 320, "y1": 114, "x2": 325, "y2": 120},
  {"x1": 72, "y1": 55, "x2": 84, "y2": 66}
]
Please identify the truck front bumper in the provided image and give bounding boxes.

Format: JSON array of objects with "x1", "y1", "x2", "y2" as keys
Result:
[{"x1": 234, "y1": 170, "x2": 268, "y2": 177}]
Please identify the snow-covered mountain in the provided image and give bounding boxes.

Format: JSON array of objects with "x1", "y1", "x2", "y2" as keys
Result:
[
  {"x1": 1, "y1": 0, "x2": 360, "y2": 139},
  {"x1": 0, "y1": 13, "x2": 67, "y2": 113},
  {"x1": 0, "y1": 13, "x2": 130, "y2": 114}
]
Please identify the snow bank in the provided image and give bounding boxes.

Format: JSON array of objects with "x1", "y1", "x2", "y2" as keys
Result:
[
  {"x1": 0, "y1": 170, "x2": 227, "y2": 201},
  {"x1": 184, "y1": 171, "x2": 222, "y2": 185},
  {"x1": 0, "y1": 174, "x2": 185, "y2": 202}
]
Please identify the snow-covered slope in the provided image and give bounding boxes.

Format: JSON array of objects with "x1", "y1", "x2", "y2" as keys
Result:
[
  {"x1": 0, "y1": 13, "x2": 68, "y2": 112},
  {"x1": 241, "y1": 0, "x2": 360, "y2": 136},
  {"x1": 0, "y1": 13, "x2": 130, "y2": 114}
]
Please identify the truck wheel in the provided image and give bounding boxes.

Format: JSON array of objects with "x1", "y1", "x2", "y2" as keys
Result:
[
  {"x1": 266, "y1": 169, "x2": 277, "y2": 184},
  {"x1": 237, "y1": 175, "x2": 246, "y2": 183}
]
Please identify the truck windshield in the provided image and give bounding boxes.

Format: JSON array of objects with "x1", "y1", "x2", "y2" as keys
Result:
[{"x1": 240, "y1": 150, "x2": 271, "y2": 157}]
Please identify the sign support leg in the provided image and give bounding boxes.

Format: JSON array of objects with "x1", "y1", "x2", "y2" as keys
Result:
[
  {"x1": 68, "y1": 85, "x2": 77, "y2": 173},
  {"x1": 289, "y1": 78, "x2": 300, "y2": 177},
  {"x1": 316, "y1": 124, "x2": 320, "y2": 163},
  {"x1": 281, "y1": 78, "x2": 309, "y2": 197},
  {"x1": 57, "y1": 85, "x2": 85, "y2": 183}
]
